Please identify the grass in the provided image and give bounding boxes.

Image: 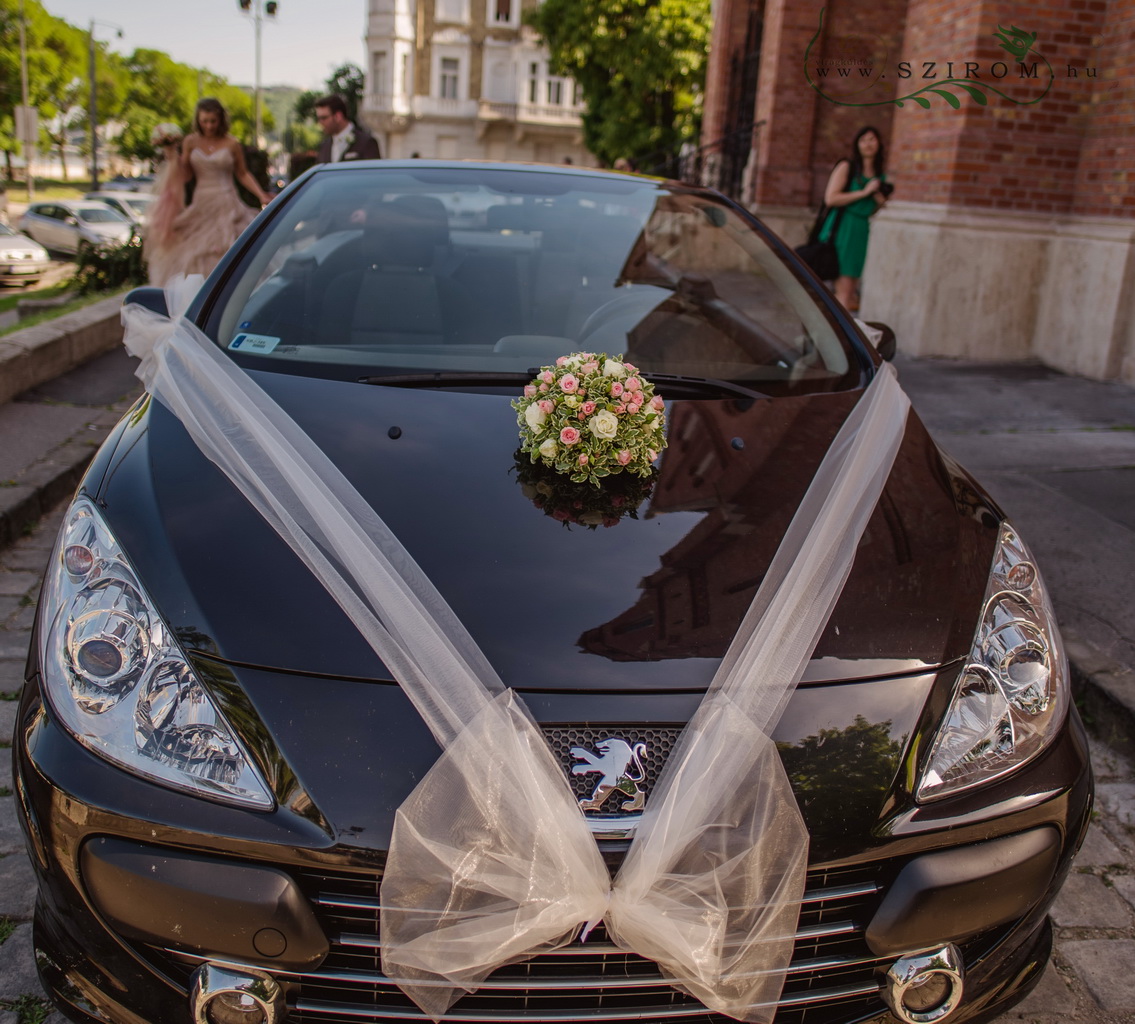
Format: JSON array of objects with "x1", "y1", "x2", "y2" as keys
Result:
[
  {"x1": 4, "y1": 178, "x2": 90, "y2": 203},
  {"x1": 0, "y1": 994, "x2": 52, "y2": 1024},
  {"x1": 0, "y1": 281, "x2": 75, "y2": 316},
  {"x1": 0, "y1": 287, "x2": 127, "y2": 338}
]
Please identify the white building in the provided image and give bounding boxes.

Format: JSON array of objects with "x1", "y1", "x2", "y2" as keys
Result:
[{"x1": 362, "y1": 0, "x2": 594, "y2": 166}]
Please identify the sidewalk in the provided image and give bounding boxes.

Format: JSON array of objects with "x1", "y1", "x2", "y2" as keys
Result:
[{"x1": 0, "y1": 321, "x2": 1133, "y2": 1022}]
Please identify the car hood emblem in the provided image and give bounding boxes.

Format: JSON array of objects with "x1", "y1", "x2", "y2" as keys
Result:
[{"x1": 571, "y1": 737, "x2": 648, "y2": 812}]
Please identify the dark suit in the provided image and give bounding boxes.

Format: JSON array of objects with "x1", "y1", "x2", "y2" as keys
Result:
[{"x1": 317, "y1": 124, "x2": 382, "y2": 164}]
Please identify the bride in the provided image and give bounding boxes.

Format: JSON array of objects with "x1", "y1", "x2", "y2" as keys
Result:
[{"x1": 144, "y1": 98, "x2": 272, "y2": 286}]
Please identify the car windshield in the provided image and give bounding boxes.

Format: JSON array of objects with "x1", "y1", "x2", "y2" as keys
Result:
[
  {"x1": 0, "y1": 224, "x2": 17, "y2": 237},
  {"x1": 213, "y1": 165, "x2": 859, "y2": 389},
  {"x1": 124, "y1": 197, "x2": 153, "y2": 213},
  {"x1": 78, "y1": 207, "x2": 127, "y2": 223}
]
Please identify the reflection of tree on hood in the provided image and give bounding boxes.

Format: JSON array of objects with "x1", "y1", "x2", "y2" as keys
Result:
[{"x1": 778, "y1": 716, "x2": 904, "y2": 853}]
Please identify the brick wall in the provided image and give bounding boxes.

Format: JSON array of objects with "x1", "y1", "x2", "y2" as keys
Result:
[{"x1": 891, "y1": 0, "x2": 1130, "y2": 217}]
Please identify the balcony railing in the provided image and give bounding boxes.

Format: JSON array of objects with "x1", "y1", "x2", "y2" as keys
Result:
[{"x1": 477, "y1": 100, "x2": 583, "y2": 126}]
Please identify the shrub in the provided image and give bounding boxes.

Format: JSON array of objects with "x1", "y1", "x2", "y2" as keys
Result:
[{"x1": 73, "y1": 234, "x2": 148, "y2": 295}]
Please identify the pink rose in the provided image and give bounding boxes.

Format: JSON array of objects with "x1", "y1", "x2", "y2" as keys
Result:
[
  {"x1": 615, "y1": 404, "x2": 626, "y2": 414},
  {"x1": 560, "y1": 373, "x2": 579, "y2": 393},
  {"x1": 617, "y1": 449, "x2": 632, "y2": 466},
  {"x1": 612, "y1": 495, "x2": 625, "y2": 507},
  {"x1": 524, "y1": 385, "x2": 537, "y2": 398},
  {"x1": 582, "y1": 361, "x2": 599, "y2": 373},
  {"x1": 628, "y1": 402, "x2": 641, "y2": 415},
  {"x1": 610, "y1": 381, "x2": 624, "y2": 397},
  {"x1": 581, "y1": 401, "x2": 596, "y2": 415},
  {"x1": 556, "y1": 356, "x2": 568, "y2": 366},
  {"x1": 560, "y1": 427, "x2": 581, "y2": 445},
  {"x1": 539, "y1": 383, "x2": 549, "y2": 392},
  {"x1": 578, "y1": 454, "x2": 589, "y2": 466},
  {"x1": 552, "y1": 509, "x2": 570, "y2": 521},
  {"x1": 538, "y1": 399, "x2": 555, "y2": 415},
  {"x1": 648, "y1": 449, "x2": 658, "y2": 461},
  {"x1": 541, "y1": 371, "x2": 555, "y2": 384},
  {"x1": 651, "y1": 395, "x2": 665, "y2": 410},
  {"x1": 603, "y1": 516, "x2": 620, "y2": 528},
  {"x1": 624, "y1": 362, "x2": 637, "y2": 372},
  {"x1": 578, "y1": 411, "x2": 586, "y2": 420},
  {"x1": 625, "y1": 377, "x2": 641, "y2": 392}
]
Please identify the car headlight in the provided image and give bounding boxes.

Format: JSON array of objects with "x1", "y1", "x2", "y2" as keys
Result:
[
  {"x1": 38, "y1": 498, "x2": 274, "y2": 809},
  {"x1": 917, "y1": 522, "x2": 1069, "y2": 802}
]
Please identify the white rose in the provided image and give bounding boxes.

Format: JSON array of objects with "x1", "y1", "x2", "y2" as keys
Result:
[
  {"x1": 524, "y1": 403, "x2": 547, "y2": 432},
  {"x1": 538, "y1": 438, "x2": 558, "y2": 460},
  {"x1": 603, "y1": 359, "x2": 627, "y2": 378},
  {"x1": 588, "y1": 410, "x2": 620, "y2": 440}
]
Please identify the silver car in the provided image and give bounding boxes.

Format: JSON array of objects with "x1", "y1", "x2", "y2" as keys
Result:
[
  {"x1": 84, "y1": 191, "x2": 156, "y2": 226},
  {"x1": 19, "y1": 199, "x2": 134, "y2": 256},
  {"x1": 0, "y1": 222, "x2": 50, "y2": 285}
]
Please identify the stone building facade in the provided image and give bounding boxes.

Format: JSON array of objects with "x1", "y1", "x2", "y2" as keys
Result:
[
  {"x1": 361, "y1": 0, "x2": 594, "y2": 166},
  {"x1": 701, "y1": 0, "x2": 1135, "y2": 383}
]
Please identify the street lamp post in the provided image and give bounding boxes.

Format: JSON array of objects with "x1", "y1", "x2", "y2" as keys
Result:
[
  {"x1": 18, "y1": 0, "x2": 35, "y2": 201},
  {"x1": 238, "y1": 1, "x2": 279, "y2": 149},
  {"x1": 88, "y1": 19, "x2": 123, "y2": 191}
]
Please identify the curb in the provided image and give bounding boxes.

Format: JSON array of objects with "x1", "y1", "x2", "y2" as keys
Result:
[{"x1": 0, "y1": 294, "x2": 124, "y2": 406}]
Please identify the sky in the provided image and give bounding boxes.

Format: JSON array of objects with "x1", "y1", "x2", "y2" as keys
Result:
[{"x1": 40, "y1": 0, "x2": 371, "y2": 91}]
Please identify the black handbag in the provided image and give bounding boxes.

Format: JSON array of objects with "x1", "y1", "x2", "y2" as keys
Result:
[{"x1": 795, "y1": 204, "x2": 844, "y2": 280}]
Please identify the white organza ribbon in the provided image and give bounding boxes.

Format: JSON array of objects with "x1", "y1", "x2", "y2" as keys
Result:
[{"x1": 122, "y1": 281, "x2": 909, "y2": 1024}]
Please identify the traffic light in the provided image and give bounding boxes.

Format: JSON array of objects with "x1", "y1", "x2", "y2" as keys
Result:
[
  {"x1": 238, "y1": 0, "x2": 251, "y2": 8},
  {"x1": 266, "y1": 1, "x2": 278, "y2": 12}
]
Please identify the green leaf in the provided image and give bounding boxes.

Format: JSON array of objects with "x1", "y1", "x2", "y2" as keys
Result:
[
  {"x1": 958, "y1": 84, "x2": 988, "y2": 105},
  {"x1": 931, "y1": 89, "x2": 961, "y2": 109},
  {"x1": 912, "y1": 96, "x2": 932, "y2": 109}
]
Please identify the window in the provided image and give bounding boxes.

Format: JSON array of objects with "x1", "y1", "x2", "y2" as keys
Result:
[
  {"x1": 492, "y1": 0, "x2": 512, "y2": 22},
  {"x1": 400, "y1": 53, "x2": 410, "y2": 95},
  {"x1": 436, "y1": 0, "x2": 467, "y2": 22},
  {"x1": 546, "y1": 79, "x2": 563, "y2": 105},
  {"x1": 440, "y1": 57, "x2": 460, "y2": 99},
  {"x1": 372, "y1": 51, "x2": 387, "y2": 100},
  {"x1": 528, "y1": 62, "x2": 539, "y2": 103}
]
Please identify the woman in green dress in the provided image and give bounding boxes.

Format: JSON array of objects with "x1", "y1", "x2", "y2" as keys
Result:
[{"x1": 818, "y1": 126, "x2": 889, "y2": 312}]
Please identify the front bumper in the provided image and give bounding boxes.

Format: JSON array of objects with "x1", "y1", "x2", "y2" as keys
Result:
[{"x1": 15, "y1": 670, "x2": 1092, "y2": 1024}]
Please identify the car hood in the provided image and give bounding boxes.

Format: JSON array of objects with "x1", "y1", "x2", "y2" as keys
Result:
[{"x1": 98, "y1": 369, "x2": 999, "y2": 693}]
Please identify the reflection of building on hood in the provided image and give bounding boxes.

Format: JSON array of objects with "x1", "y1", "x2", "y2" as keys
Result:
[{"x1": 577, "y1": 394, "x2": 984, "y2": 666}]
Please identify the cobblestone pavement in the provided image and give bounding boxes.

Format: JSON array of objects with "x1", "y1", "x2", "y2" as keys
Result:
[{"x1": 0, "y1": 504, "x2": 1131, "y2": 1022}]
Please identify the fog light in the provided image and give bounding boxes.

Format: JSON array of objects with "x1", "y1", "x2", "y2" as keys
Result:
[
  {"x1": 883, "y1": 944, "x2": 964, "y2": 1024},
  {"x1": 190, "y1": 963, "x2": 284, "y2": 1024}
]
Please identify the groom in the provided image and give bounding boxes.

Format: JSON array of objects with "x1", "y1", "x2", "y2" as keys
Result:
[{"x1": 315, "y1": 94, "x2": 381, "y2": 163}]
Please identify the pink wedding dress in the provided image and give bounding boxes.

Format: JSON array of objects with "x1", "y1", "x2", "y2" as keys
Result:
[{"x1": 144, "y1": 146, "x2": 256, "y2": 286}]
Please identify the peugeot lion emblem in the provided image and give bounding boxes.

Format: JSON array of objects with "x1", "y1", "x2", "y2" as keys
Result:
[{"x1": 571, "y1": 737, "x2": 648, "y2": 812}]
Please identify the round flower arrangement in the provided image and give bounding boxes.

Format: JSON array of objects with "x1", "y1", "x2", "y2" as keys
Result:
[
  {"x1": 150, "y1": 122, "x2": 184, "y2": 148},
  {"x1": 511, "y1": 352, "x2": 666, "y2": 486},
  {"x1": 513, "y1": 452, "x2": 656, "y2": 530}
]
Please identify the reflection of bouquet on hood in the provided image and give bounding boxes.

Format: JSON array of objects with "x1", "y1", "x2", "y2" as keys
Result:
[
  {"x1": 511, "y1": 352, "x2": 666, "y2": 486},
  {"x1": 150, "y1": 122, "x2": 184, "y2": 148},
  {"x1": 513, "y1": 451, "x2": 656, "y2": 529}
]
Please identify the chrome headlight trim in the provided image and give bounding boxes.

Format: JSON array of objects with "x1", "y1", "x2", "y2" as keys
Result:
[
  {"x1": 917, "y1": 523, "x2": 1069, "y2": 802},
  {"x1": 38, "y1": 498, "x2": 274, "y2": 810}
]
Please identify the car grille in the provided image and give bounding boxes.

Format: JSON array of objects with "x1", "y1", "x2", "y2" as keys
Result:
[{"x1": 155, "y1": 861, "x2": 889, "y2": 1024}]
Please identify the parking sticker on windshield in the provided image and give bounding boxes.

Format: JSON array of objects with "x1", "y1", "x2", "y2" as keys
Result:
[{"x1": 229, "y1": 333, "x2": 280, "y2": 353}]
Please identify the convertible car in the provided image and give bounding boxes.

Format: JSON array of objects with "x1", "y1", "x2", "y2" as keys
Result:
[{"x1": 14, "y1": 161, "x2": 1091, "y2": 1024}]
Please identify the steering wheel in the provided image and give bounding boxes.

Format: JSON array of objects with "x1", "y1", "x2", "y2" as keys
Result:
[{"x1": 577, "y1": 288, "x2": 668, "y2": 347}]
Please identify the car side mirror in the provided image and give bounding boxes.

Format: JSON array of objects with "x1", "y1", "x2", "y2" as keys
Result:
[
  {"x1": 123, "y1": 286, "x2": 168, "y2": 318},
  {"x1": 65, "y1": 216, "x2": 79, "y2": 226},
  {"x1": 864, "y1": 321, "x2": 897, "y2": 361}
]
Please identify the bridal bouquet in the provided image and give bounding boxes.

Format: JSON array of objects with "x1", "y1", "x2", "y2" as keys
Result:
[
  {"x1": 512, "y1": 353, "x2": 666, "y2": 486},
  {"x1": 150, "y1": 122, "x2": 184, "y2": 148}
]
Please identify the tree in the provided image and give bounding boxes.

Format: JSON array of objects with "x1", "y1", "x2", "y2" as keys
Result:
[
  {"x1": 526, "y1": 0, "x2": 711, "y2": 173},
  {"x1": 324, "y1": 63, "x2": 365, "y2": 123}
]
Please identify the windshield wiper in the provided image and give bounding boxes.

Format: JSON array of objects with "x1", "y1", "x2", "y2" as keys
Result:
[
  {"x1": 641, "y1": 373, "x2": 770, "y2": 401},
  {"x1": 359, "y1": 371, "x2": 538, "y2": 387}
]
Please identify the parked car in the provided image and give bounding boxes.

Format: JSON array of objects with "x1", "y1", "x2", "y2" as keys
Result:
[
  {"x1": 15, "y1": 161, "x2": 1092, "y2": 1024},
  {"x1": 0, "y1": 221, "x2": 50, "y2": 285},
  {"x1": 101, "y1": 173, "x2": 156, "y2": 193},
  {"x1": 18, "y1": 199, "x2": 134, "y2": 256},
  {"x1": 84, "y1": 190, "x2": 156, "y2": 225}
]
